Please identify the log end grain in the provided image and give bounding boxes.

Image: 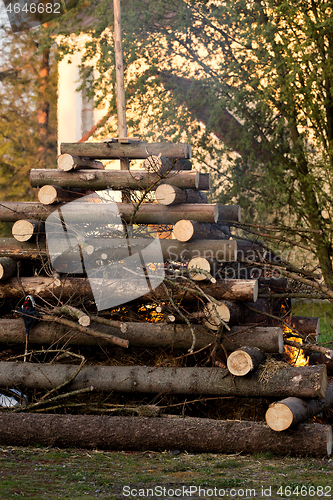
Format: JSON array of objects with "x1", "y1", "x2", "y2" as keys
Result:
[
  {"x1": 227, "y1": 350, "x2": 255, "y2": 376},
  {"x1": 12, "y1": 220, "x2": 35, "y2": 242},
  {"x1": 38, "y1": 185, "x2": 58, "y2": 205},
  {"x1": 265, "y1": 402, "x2": 294, "y2": 431},
  {"x1": 57, "y1": 153, "x2": 75, "y2": 171},
  {"x1": 173, "y1": 220, "x2": 194, "y2": 242},
  {"x1": 187, "y1": 257, "x2": 211, "y2": 281},
  {"x1": 203, "y1": 302, "x2": 230, "y2": 331}
]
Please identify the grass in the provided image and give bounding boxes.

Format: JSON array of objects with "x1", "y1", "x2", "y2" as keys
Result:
[{"x1": 0, "y1": 446, "x2": 332, "y2": 499}]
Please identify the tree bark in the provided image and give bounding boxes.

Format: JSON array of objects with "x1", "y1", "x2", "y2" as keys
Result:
[
  {"x1": 57, "y1": 154, "x2": 104, "y2": 171},
  {"x1": 0, "y1": 361, "x2": 326, "y2": 398},
  {"x1": 0, "y1": 320, "x2": 283, "y2": 353},
  {"x1": 227, "y1": 347, "x2": 266, "y2": 376},
  {"x1": 83, "y1": 238, "x2": 237, "y2": 263},
  {"x1": 0, "y1": 238, "x2": 47, "y2": 260},
  {"x1": 12, "y1": 220, "x2": 45, "y2": 242},
  {"x1": 60, "y1": 141, "x2": 192, "y2": 159},
  {"x1": 288, "y1": 316, "x2": 320, "y2": 340},
  {"x1": 173, "y1": 220, "x2": 230, "y2": 242},
  {"x1": 30, "y1": 168, "x2": 206, "y2": 191},
  {"x1": 0, "y1": 414, "x2": 330, "y2": 456},
  {"x1": 143, "y1": 155, "x2": 192, "y2": 173},
  {"x1": 37, "y1": 47, "x2": 50, "y2": 169},
  {"x1": 53, "y1": 305, "x2": 90, "y2": 327},
  {"x1": 0, "y1": 257, "x2": 16, "y2": 281},
  {"x1": 38, "y1": 185, "x2": 85, "y2": 205},
  {"x1": 155, "y1": 185, "x2": 207, "y2": 205},
  {"x1": 0, "y1": 277, "x2": 258, "y2": 303},
  {"x1": 265, "y1": 380, "x2": 333, "y2": 432}
]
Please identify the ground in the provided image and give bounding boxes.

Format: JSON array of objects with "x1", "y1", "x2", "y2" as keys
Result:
[{"x1": 0, "y1": 446, "x2": 332, "y2": 500}]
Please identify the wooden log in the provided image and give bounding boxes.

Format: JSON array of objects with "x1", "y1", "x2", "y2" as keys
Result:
[
  {"x1": 288, "y1": 316, "x2": 320, "y2": 340},
  {"x1": 173, "y1": 220, "x2": 230, "y2": 242},
  {"x1": 1, "y1": 201, "x2": 218, "y2": 225},
  {"x1": 84, "y1": 239, "x2": 237, "y2": 263},
  {"x1": 0, "y1": 277, "x2": 258, "y2": 303},
  {"x1": 203, "y1": 301, "x2": 243, "y2": 330},
  {"x1": 12, "y1": 220, "x2": 45, "y2": 242},
  {"x1": 308, "y1": 353, "x2": 333, "y2": 374},
  {"x1": 38, "y1": 185, "x2": 85, "y2": 205},
  {"x1": 218, "y1": 205, "x2": 241, "y2": 222},
  {"x1": 266, "y1": 380, "x2": 333, "y2": 432},
  {"x1": 0, "y1": 361, "x2": 326, "y2": 398},
  {"x1": 60, "y1": 141, "x2": 192, "y2": 159},
  {"x1": 0, "y1": 320, "x2": 283, "y2": 353},
  {"x1": 57, "y1": 153, "x2": 104, "y2": 171},
  {"x1": 54, "y1": 305, "x2": 90, "y2": 327},
  {"x1": 143, "y1": 155, "x2": 192, "y2": 173},
  {"x1": 0, "y1": 414, "x2": 330, "y2": 457},
  {"x1": 30, "y1": 169, "x2": 206, "y2": 191},
  {"x1": 227, "y1": 347, "x2": 266, "y2": 376},
  {"x1": 0, "y1": 257, "x2": 16, "y2": 281},
  {"x1": 187, "y1": 257, "x2": 212, "y2": 281},
  {"x1": 155, "y1": 185, "x2": 208, "y2": 206},
  {"x1": 0, "y1": 238, "x2": 47, "y2": 260}
]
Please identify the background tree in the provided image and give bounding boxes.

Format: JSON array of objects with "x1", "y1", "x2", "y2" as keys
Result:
[
  {"x1": 0, "y1": 24, "x2": 57, "y2": 205},
  {"x1": 52, "y1": 0, "x2": 333, "y2": 289}
]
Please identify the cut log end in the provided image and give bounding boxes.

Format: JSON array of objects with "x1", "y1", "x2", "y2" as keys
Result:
[
  {"x1": 38, "y1": 185, "x2": 58, "y2": 205},
  {"x1": 227, "y1": 347, "x2": 266, "y2": 376},
  {"x1": 203, "y1": 302, "x2": 230, "y2": 330},
  {"x1": 265, "y1": 402, "x2": 295, "y2": 432},
  {"x1": 227, "y1": 350, "x2": 255, "y2": 376},
  {"x1": 187, "y1": 257, "x2": 211, "y2": 281},
  {"x1": 12, "y1": 220, "x2": 36, "y2": 242},
  {"x1": 173, "y1": 220, "x2": 194, "y2": 242}
]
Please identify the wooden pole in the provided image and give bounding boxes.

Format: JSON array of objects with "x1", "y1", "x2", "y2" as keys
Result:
[{"x1": 113, "y1": 0, "x2": 127, "y2": 140}]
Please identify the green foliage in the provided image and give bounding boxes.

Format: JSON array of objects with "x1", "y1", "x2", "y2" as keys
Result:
[
  {"x1": 35, "y1": 0, "x2": 333, "y2": 284},
  {"x1": 0, "y1": 27, "x2": 57, "y2": 202}
]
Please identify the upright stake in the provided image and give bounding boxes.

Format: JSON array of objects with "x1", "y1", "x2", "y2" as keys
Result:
[{"x1": 113, "y1": 0, "x2": 130, "y2": 204}]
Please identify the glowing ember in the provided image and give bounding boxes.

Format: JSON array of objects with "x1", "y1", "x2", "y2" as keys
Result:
[{"x1": 283, "y1": 325, "x2": 309, "y2": 366}]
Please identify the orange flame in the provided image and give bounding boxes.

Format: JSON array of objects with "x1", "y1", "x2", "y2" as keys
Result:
[{"x1": 283, "y1": 325, "x2": 309, "y2": 366}]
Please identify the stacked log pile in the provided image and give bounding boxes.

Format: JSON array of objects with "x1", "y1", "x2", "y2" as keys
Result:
[{"x1": 0, "y1": 139, "x2": 331, "y2": 457}]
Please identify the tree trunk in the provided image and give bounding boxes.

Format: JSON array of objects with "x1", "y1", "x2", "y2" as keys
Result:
[
  {"x1": 0, "y1": 414, "x2": 330, "y2": 456},
  {"x1": 60, "y1": 141, "x2": 192, "y2": 159},
  {"x1": 0, "y1": 320, "x2": 283, "y2": 353},
  {"x1": 0, "y1": 361, "x2": 326, "y2": 398},
  {"x1": 0, "y1": 257, "x2": 16, "y2": 281},
  {"x1": 38, "y1": 185, "x2": 85, "y2": 205},
  {"x1": 11, "y1": 220, "x2": 45, "y2": 242},
  {"x1": 0, "y1": 238, "x2": 47, "y2": 260},
  {"x1": 265, "y1": 380, "x2": 333, "y2": 431},
  {"x1": 173, "y1": 220, "x2": 230, "y2": 242},
  {"x1": 227, "y1": 347, "x2": 266, "y2": 376},
  {"x1": 155, "y1": 185, "x2": 207, "y2": 205},
  {"x1": 57, "y1": 154, "x2": 104, "y2": 171},
  {"x1": 82, "y1": 238, "x2": 237, "y2": 263},
  {"x1": 0, "y1": 277, "x2": 258, "y2": 303},
  {"x1": 30, "y1": 168, "x2": 206, "y2": 191}
]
